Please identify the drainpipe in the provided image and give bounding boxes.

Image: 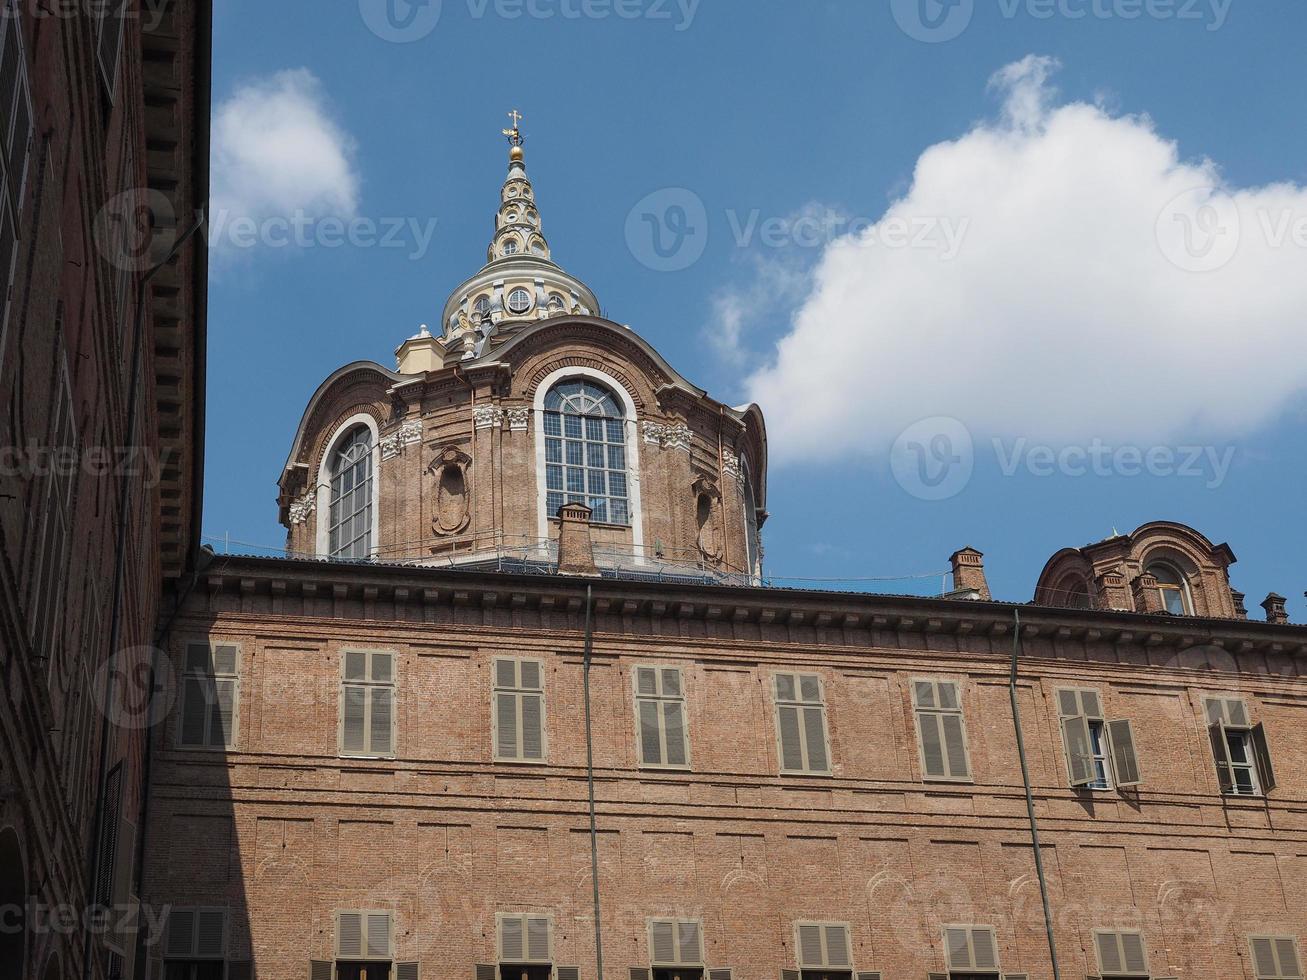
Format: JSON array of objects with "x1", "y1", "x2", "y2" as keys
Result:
[
  {"x1": 82, "y1": 208, "x2": 208, "y2": 980},
  {"x1": 1009, "y1": 607, "x2": 1061, "y2": 980},
  {"x1": 582, "y1": 585, "x2": 604, "y2": 980}
]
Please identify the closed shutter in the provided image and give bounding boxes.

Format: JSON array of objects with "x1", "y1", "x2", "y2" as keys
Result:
[
  {"x1": 95, "y1": 763, "x2": 123, "y2": 906},
  {"x1": 310, "y1": 961, "x2": 333, "y2": 980},
  {"x1": 1250, "y1": 936, "x2": 1304, "y2": 979},
  {"x1": 340, "y1": 652, "x2": 396, "y2": 757},
  {"x1": 944, "y1": 925, "x2": 998, "y2": 972},
  {"x1": 648, "y1": 919, "x2": 704, "y2": 966},
  {"x1": 629, "y1": 970, "x2": 651, "y2": 980},
  {"x1": 338, "y1": 912, "x2": 365, "y2": 958},
  {"x1": 1094, "y1": 930, "x2": 1149, "y2": 977},
  {"x1": 556, "y1": 968, "x2": 579, "y2": 980},
  {"x1": 1251, "y1": 723, "x2": 1277, "y2": 793},
  {"x1": 709, "y1": 970, "x2": 733, "y2": 980},
  {"x1": 164, "y1": 907, "x2": 226, "y2": 959},
  {"x1": 476, "y1": 965, "x2": 499, "y2": 980},
  {"x1": 180, "y1": 642, "x2": 240, "y2": 749},
  {"x1": 1106, "y1": 719, "x2": 1142, "y2": 787},
  {"x1": 774, "y1": 673, "x2": 831, "y2": 774},
  {"x1": 634, "y1": 667, "x2": 690, "y2": 768},
  {"x1": 494, "y1": 660, "x2": 546, "y2": 761},
  {"x1": 795, "y1": 923, "x2": 851, "y2": 969},
  {"x1": 854, "y1": 973, "x2": 881, "y2": 980},
  {"x1": 914, "y1": 681, "x2": 971, "y2": 780},
  {"x1": 499, "y1": 914, "x2": 551, "y2": 963},
  {"x1": 395, "y1": 964, "x2": 419, "y2": 980}
]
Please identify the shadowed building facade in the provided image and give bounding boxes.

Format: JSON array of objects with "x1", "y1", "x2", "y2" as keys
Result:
[{"x1": 142, "y1": 123, "x2": 1307, "y2": 980}]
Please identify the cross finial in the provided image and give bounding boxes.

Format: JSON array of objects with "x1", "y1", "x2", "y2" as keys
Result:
[{"x1": 502, "y1": 109, "x2": 525, "y2": 147}]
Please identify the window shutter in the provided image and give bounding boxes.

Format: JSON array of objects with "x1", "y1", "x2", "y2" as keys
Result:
[
  {"x1": 677, "y1": 921, "x2": 703, "y2": 965},
  {"x1": 663, "y1": 700, "x2": 687, "y2": 767},
  {"x1": 342, "y1": 687, "x2": 367, "y2": 754},
  {"x1": 1206, "y1": 696, "x2": 1249, "y2": 727},
  {"x1": 476, "y1": 966, "x2": 498, "y2": 980},
  {"x1": 652, "y1": 921, "x2": 677, "y2": 964},
  {"x1": 919, "y1": 711, "x2": 946, "y2": 778},
  {"x1": 213, "y1": 679, "x2": 237, "y2": 748},
  {"x1": 945, "y1": 926, "x2": 998, "y2": 972},
  {"x1": 501, "y1": 916, "x2": 524, "y2": 960},
  {"x1": 1252, "y1": 939, "x2": 1279, "y2": 979},
  {"x1": 776, "y1": 674, "x2": 829, "y2": 773},
  {"x1": 346, "y1": 652, "x2": 368, "y2": 681},
  {"x1": 396, "y1": 965, "x2": 420, "y2": 980},
  {"x1": 310, "y1": 961, "x2": 333, "y2": 980},
  {"x1": 781, "y1": 972, "x2": 800, "y2": 980},
  {"x1": 1106, "y1": 719, "x2": 1142, "y2": 787},
  {"x1": 824, "y1": 925, "x2": 850, "y2": 967},
  {"x1": 526, "y1": 916, "x2": 550, "y2": 961},
  {"x1": 710, "y1": 970, "x2": 733, "y2": 980},
  {"x1": 496, "y1": 658, "x2": 517, "y2": 688},
  {"x1": 1061, "y1": 714, "x2": 1095, "y2": 787},
  {"x1": 1276, "y1": 938, "x2": 1303, "y2": 978},
  {"x1": 971, "y1": 927, "x2": 998, "y2": 970},
  {"x1": 497, "y1": 692, "x2": 519, "y2": 759},
  {"x1": 1251, "y1": 722, "x2": 1277, "y2": 793},
  {"x1": 370, "y1": 687, "x2": 394, "y2": 755},
  {"x1": 1095, "y1": 931, "x2": 1149, "y2": 977},
  {"x1": 798, "y1": 924, "x2": 824, "y2": 967},
  {"x1": 556, "y1": 970, "x2": 579, "y2": 980},
  {"x1": 227, "y1": 963, "x2": 252, "y2": 980},
  {"x1": 366, "y1": 913, "x2": 392, "y2": 958},
  {"x1": 371, "y1": 652, "x2": 394, "y2": 684},
  {"x1": 915, "y1": 681, "x2": 970, "y2": 780},
  {"x1": 180, "y1": 678, "x2": 207, "y2": 746},
  {"x1": 521, "y1": 693, "x2": 544, "y2": 760},
  {"x1": 777, "y1": 704, "x2": 804, "y2": 771},
  {"x1": 1120, "y1": 932, "x2": 1147, "y2": 974},
  {"x1": 165, "y1": 909, "x2": 195, "y2": 958},
  {"x1": 638, "y1": 701, "x2": 662, "y2": 764},
  {"x1": 195, "y1": 909, "x2": 226, "y2": 958},
  {"x1": 803, "y1": 706, "x2": 829, "y2": 772},
  {"x1": 1250, "y1": 936, "x2": 1305, "y2": 979},
  {"x1": 338, "y1": 912, "x2": 364, "y2": 958},
  {"x1": 95, "y1": 764, "x2": 123, "y2": 906},
  {"x1": 1208, "y1": 722, "x2": 1235, "y2": 793},
  {"x1": 855, "y1": 974, "x2": 881, "y2": 980},
  {"x1": 630, "y1": 970, "x2": 651, "y2": 980}
]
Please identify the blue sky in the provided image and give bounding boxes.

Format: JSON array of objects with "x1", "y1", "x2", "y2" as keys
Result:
[{"x1": 205, "y1": 0, "x2": 1307, "y2": 617}]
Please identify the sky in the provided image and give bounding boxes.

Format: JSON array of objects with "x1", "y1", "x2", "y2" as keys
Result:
[{"x1": 204, "y1": 0, "x2": 1307, "y2": 617}]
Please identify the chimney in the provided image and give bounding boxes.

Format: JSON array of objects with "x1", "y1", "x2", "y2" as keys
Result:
[
  {"x1": 395, "y1": 324, "x2": 445, "y2": 374},
  {"x1": 1230, "y1": 590, "x2": 1248, "y2": 619},
  {"x1": 555, "y1": 503, "x2": 600, "y2": 577},
  {"x1": 1261, "y1": 593, "x2": 1289, "y2": 625},
  {"x1": 1095, "y1": 570, "x2": 1133, "y2": 611},
  {"x1": 1132, "y1": 572, "x2": 1165, "y2": 613},
  {"x1": 949, "y1": 547, "x2": 991, "y2": 601}
]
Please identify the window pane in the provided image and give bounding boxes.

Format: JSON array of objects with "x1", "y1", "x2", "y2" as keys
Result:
[
  {"x1": 545, "y1": 438, "x2": 562, "y2": 463},
  {"x1": 606, "y1": 419, "x2": 624, "y2": 443},
  {"x1": 544, "y1": 412, "x2": 562, "y2": 435},
  {"x1": 607, "y1": 445, "x2": 626, "y2": 470},
  {"x1": 564, "y1": 415, "x2": 582, "y2": 438},
  {"x1": 566, "y1": 468, "x2": 585, "y2": 492}
]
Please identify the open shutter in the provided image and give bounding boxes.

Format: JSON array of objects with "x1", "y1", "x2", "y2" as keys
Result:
[
  {"x1": 1061, "y1": 713, "x2": 1095, "y2": 786},
  {"x1": 1251, "y1": 722, "x2": 1277, "y2": 793},
  {"x1": 1106, "y1": 719, "x2": 1142, "y2": 787},
  {"x1": 1208, "y1": 722, "x2": 1234, "y2": 793}
]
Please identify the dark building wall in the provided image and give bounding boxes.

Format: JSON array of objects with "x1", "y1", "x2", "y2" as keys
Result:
[
  {"x1": 143, "y1": 560, "x2": 1307, "y2": 980},
  {"x1": 0, "y1": 3, "x2": 209, "y2": 979}
]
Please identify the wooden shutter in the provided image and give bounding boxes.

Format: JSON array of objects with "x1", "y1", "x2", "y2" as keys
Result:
[
  {"x1": 649, "y1": 919, "x2": 703, "y2": 966},
  {"x1": 634, "y1": 667, "x2": 689, "y2": 768},
  {"x1": 366, "y1": 912, "x2": 393, "y2": 958},
  {"x1": 1250, "y1": 936, "x2": 1304, "y2": 979},
  {"x1": 95, "y1": 763, "x2": 123, "y2": 906},
  {"x1": 629, "y1": 970, "x2": 651, "y2": 980},
  {"x1": 854, "y1": 974, "x2": 881, "y2": 980},
  {"x1": 795, "y1": 923, "x2": 851, "y2": 969},
  {"x1": 164, "y1": 908, "x2": 225, "y2": 958},
  {"x1": 310, "y1": 961, "x2": 333, "y2": 980},
  {"x1": 709, "y1": 970, "x2": 733, "y2": 980},
  {"x1": 227, "y1": 963, "x2": 252, "y2": 980},
  {"x1": 1095, "y1": 930, "x2": 1149, "y2": 976},
  {"x1": 556, "y1": 968, "x2": 580, "y2": 980},
  {"x1": 775, "y1": 673, "x2": 830, "y2": 774},
  {"x1": 476, "y1": 965, "x2": 499, "y2": 980},
  {"x1": 781, "y1": 971, "x2": 800, "y2": 980},
  {"x1": 1105, "y1": 719, "x2": 1142, "y2": 787},
  {"x1": 1060, "y1": 713, "x2": 1095, "y2": 787},
  {"x1": 1205, "y1": 696, "x2": 1250, "y2": 727},
  {"x1": 1208, "y1": 721, "x2": 1235, "y2": 793},
  {"x1": 1252, "y1": 722, "x2": 1277, "y2": 793},
  {"x1": 944, "y1": 926, "x2": 998, "y2": 971},
  {"x1": 165, "y1": 909, "x2": 195, "y2": 958},
  {"x1": 338, "y1": 912, "x2": 365, "y2": 958},
  {"x1": 341, "y1": 652, "x2": 395, "y2": 757},
  {"x1": 495, "y1": 660, "x2": 546, "y2": 762},
  {"x1": 914, "y1": 681, "x2": 971, "y2": 780},
  {"x1": 396, "y1": 964, "x2": 420, "y2": 980},
  {"x1": 499, "y1": 913, "x2": 550, "y2": 962},
  {"x1": 180, "y1": 643, "x2": 240, "y2": 749}
]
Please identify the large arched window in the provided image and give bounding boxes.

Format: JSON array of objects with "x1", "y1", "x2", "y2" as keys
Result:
[
  {"x1": 1147, "y1": 561, "x2": 1193, "y2": 615},
  {"x1": 741, "y1": 456, "x2": 761, "y2": 579},
  {"x1": 328, "y1": 426, "x2": 374, "y2": 559},
  {"x1": 543, "y1": 379, "x2": 629, "y2": 525}
]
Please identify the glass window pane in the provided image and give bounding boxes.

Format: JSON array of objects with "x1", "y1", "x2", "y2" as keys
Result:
[
  {"x1": 566, "y1": 441, "x2": 584, "y2": 465},
  {"x1": 585, "y1": 417, "x2": 604, "y2": 441},
  {"x1": 606, "y1": 419, "x2": 624, "y2": 443},
  {"x1": 588, "y1": 471, "x2": 606, "y2": 495},
  {"x1": 586, "y1": 443, "x2": 605, "y2": 468},
  {"x1": 545, "y1": 438, "x2": 562, "y2": 463},
  {"x1": 567, "y1": 468, "x2": 585, "y2": 492},
  {"x1": 544, "y1": 412, "x2": 562, "y2": 435},
  {"x1": 609, "y1": 473, "x2": 627, "y2": 497},
  {"x1": 564, "y1": 415, "x2": 582, "y2": 438},
  {"x1": 546, "y1": 465, "x2": 563, "y2": 491},
  {"x1": 608, "y1": 445, "x2": 626, "y2": 470},
  {"x1": 590, "y1": 500, "x2": 609, "y2": 523}
]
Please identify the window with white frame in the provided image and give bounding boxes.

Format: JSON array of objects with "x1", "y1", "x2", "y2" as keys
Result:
[
  {"x1": 328, "y1": 426, "x2": 374, "y2": 559},
  {"x1": 1205, "y1": 696, "x2": 1274, "y2": 797},
  {"x1": 1092, "y1": 929, "x2": 1150, "y2": 978},
  {"x1": 795, "y1": 922, "x2": 852, "y2": 979},
  {"x1": 340, "y1": 651, "x2": 395, "y2": 758},
  {"x1": 178, "y1": 642, "x2": 239, "y2": 749},
  {"x1": 942, "y1": 925, "x2": 1000, "y2": 976},
  {"x1": 634, "y1": 666, "x2": 689, "y2": 768},
  {"x1": 543, "y1": 379, "x2": 629, "y2": 525},
  {"x1": 912, "y1": 680, "x2": 971, "y2": 781},
  {"x1": 493, "y1": 658, "x2": 545, "y2": 762},
  {"x1": 1146, "y1": 561, "x2": 1193, "y2": 615},
  {"x1": 1054, "y1": 688, "x2": 1142, "y2": 791},
  {"x1": 648, "y1": 918, "x2": 704, "y2": 972}
]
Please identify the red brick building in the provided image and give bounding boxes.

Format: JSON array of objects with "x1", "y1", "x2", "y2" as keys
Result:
[
  {"x1": 140, "y1": 129, "x2": 1307, "y2": 980},
  {"x1": 0, "y1": 2, "x2": 210, "y2": 979}
]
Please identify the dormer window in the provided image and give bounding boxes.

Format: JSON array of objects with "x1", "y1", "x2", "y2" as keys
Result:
[{"x1": 1147, "y1": 562, "x2": 1192, "y2": 615}]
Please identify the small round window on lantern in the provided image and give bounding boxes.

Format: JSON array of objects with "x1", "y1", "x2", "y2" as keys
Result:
[{"x1": 506, "y1": 288, "x2": 532, "y2": 314}]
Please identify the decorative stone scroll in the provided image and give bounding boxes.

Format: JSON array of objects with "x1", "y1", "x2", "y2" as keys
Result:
[
  {"x1": 429, "y1": 447, "x2": 473, "y2": 537},
  {"x1": 287, "y1": 490, "x2": 316, "y2": 526},
  {"x1": 505, "y1": 407, "x2": 530, "y2": 431},
  {"x1": 641, "y1": 420, "x2": 691, "y2": 452},
  {"x1": 722, "y1": 449, "x2": 744, "y2": 487},
  {"x1": 380, "y1": 419, "x2": 423, "y2": 460}
]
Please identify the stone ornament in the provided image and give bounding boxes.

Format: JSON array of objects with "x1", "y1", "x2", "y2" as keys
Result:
[
  {"x1": 380, "y1": 419, "x2": 423, "y2": 460},
  {"x1": 641, "y1": 419, "x2": 691, "y2": 452},
  {"x1": 506, "y1": 407, "x2": 530, "y2": 431},
  {"x1": 473, "y1": 406, "x2": 505, "y2": 430},
  {"x1": 692, "y1": 476, "x2": 723, "y2": 562},
  {"x1": 287, "y1": 490, "x2": 315, "y2": 526},
  {"x1": 429, "y1": 447, "x2": 473, "y2": 537},
  {"x1": 722, "y1": 449, "x2": 744, "y2": 487}
]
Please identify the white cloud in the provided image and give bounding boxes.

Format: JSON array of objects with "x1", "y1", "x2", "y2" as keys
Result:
[
  {"x1": 743, "y1": 55, "x2": 1307, "y2": 463},
  {"x1": 210, "y1": 69, "x2": 359, "y2": 239}
]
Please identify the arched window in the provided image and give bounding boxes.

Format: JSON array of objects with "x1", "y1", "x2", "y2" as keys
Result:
[
  {"x1": 328, "y1": 426, "x2": 374, "y2": 559},
  {"x1": 1147, "y1": 562, "x2": 1192, "y2": 615},
  {"x1": 741, "y1": 456, "x2": 761, "y2": 579},
  {"x1": 543, "y1": 379, "x2": 629, "y2": 525}
]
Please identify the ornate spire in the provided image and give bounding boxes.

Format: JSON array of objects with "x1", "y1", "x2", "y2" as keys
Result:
[{"x1": 489, "y1": 110, "x2": 551, "y2": 263}]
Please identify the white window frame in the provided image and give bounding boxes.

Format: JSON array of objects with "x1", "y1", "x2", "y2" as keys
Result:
[
  {"x1": 532, "y1": 366, "x2": 646, "y2": 563},
  {"x1": 315, "y1": 414, "x2": 381, "y2": 559},
  {"x1": 647, "y1": 917, "x2": 706, "y2": 968},
  {"x1": 794, "y1": 921, "x2": 853, "y2": 971},
  {"x1": 912, "y1": 678, "x2": 973, "y2": 783},
  {"x1": 338, "y1": 649, "x2": 396, "y2": 759},
  {"x1": 496, "y1": 912, "x2": 553, "y2": 964},
  {"x1": 772, "y1": 672, "x2": 832, "y2": 775},
  {"x1": 1249, "y1": 935, "x2": 1304, "y2": 980},
  {"x1": 633, "y1": 664, "x2": 691, "y2": 770}
]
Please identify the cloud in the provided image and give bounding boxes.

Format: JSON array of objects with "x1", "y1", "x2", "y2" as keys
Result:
[
  {"x1": 742, "y1": 56, "x2": 1307, "y2": 463},
  {"x1": 210, "y1": 69, "x2": 359, "y2": 242}
]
